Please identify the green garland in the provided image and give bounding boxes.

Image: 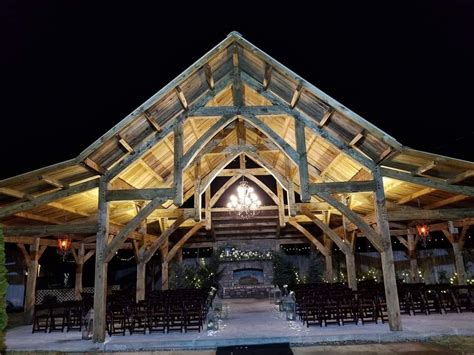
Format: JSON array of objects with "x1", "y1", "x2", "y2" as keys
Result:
[{"x1": 0, "y1": 225, "x2": 7, "y2": 352}]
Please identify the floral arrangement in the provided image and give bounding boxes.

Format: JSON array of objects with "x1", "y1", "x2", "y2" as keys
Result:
[{"x1": 219, "y1": 247, "x2": 273, "y2": 262}]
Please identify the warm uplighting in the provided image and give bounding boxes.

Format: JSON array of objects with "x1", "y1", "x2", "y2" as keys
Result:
[
  {"x1": 226, "y1": 178, "x2": 261, "y2": 219},
  {"x1": 57, "y1": 235, "x2": 72, "y2": 261},
  {"x1": 416, "y1": 224, "x2": 431, "y2": 247}
]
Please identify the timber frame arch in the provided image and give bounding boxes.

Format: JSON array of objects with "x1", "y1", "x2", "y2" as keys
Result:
[{"x1": 1, "y1": 32, "x2": 474, "y2": 342}]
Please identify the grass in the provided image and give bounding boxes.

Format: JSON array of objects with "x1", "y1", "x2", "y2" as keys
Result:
[{"x1": 428, "y1": 335, "x2": 474, "y2": 354}]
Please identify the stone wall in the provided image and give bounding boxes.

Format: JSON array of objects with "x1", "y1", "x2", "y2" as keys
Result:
[{"x1": 219, "y1": 260, "x2": 274, "y2": 287}]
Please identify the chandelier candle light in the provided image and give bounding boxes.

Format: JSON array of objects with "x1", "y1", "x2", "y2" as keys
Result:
[{"x1": 227, "y1": 178, "x2": 261, "y2": 219}]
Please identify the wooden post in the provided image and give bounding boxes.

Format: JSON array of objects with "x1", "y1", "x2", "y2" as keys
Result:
[
  {"x1": 373, "y1": 166, "x2": 402, "y2": 331},
  {"x1": 23, "y1": 237, "x2": 40, "y2": 324},
  {"x1": 161, "y1": 241, "x2": 169, "y2": 290},
  {"x1": 176, "y1": 249, "x2": 183, "y2": 264},
  {"x1": 295, "y1": 119, "x2": 310, "y2": 202},
  {"x1": 74, "y1": 243, "x2": 85, "y2": 300},
  {"x1": 93, "y1": 178, "x2": 110, "y2": 343},
  {"x1": 285, "y1": 156, "x2": 296, "y2": 216},
  {"x1": 345, "y1": 251, "x2": 357, "y2": 290},
  {"x1": 205, "y1": 187, "x2": 211, "y2": 230},
  {"x1": 276, "y1": 183, "x2": 286, "y2": 228},
  {"x1": 452, "y1": 242, "x2": 467, "y2": 285},
  {"x1": 407, "y1": 234, "x2": 419, "y2": 283},
  {"x1": 194, "y1": 159, "x2": 201, "y2": 221},
  {"x1": 174, "y1": 119, "x2": 184, "y2": 206},
  {"x1": 324, "y1": 237, "x2": 334, "y2": 283},
  {"x1": 136, "y1": 261, "x2": 146, "y2": 302}
]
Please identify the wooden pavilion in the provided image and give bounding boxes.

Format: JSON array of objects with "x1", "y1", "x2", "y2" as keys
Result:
[{"x1": 1, "y1": 32, "x2": 473, "y2": 342}]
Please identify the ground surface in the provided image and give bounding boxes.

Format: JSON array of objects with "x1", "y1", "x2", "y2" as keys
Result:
[{"x1": 6, "y1": 299, "x2": 474, "y2": 353}]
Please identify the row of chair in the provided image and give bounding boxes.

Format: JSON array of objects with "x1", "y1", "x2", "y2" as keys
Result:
[{"x1": 32, "y1": 301, "x2": 84, "y2": 333}]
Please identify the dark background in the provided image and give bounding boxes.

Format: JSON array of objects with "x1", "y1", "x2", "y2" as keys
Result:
[{"x1": 2, "y1": 1, "x2": 474, "y2": 180}]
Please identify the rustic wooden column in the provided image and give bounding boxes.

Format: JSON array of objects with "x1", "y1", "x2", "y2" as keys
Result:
[
  {"x1": 136, "y1": 261, "x2": 146, "y2": 301},
  {"x1": 407, "y1": 234, "x2": 419, "y2": 283},
  {"x1": 161, "y1": 241, "x2": 169, "y2": 290},
  {"x1": 93, "y1": 178, "x2": 110, "y2": 343},
  {"x1": 194, "y1": 159, "x2": 202, "y2": 221},
  {"x1": 174, "y1": 118, "x2": 184, "y2": 206},
  {"x1": 324, "y1": 237, "x2": 334, "y2": 283},
  {"x1": 295, "y1": 119, "x2": 310, "y2": 202},
  {"x1": 205, "y1": 187, "x2": 211, "y2": 230},
  {"x1": 452, "y1": 242, "x2": 466, "y2": 285},
  {"x1": 345, "y1": 251, "x2": 357, "y2": 290},
  {"x1": 373, "y1": 166, "x2": 402, "y2": 331},
  {"x1": 74, "y1": 243, "x2": 85, "y2": 300},
  {"x1": 176, "y1": 248, "x2": 183, "y2": 264},
  {"x1": 276, "y1": 183, "x2": 286, "y2": 228},
  {"x1": 23, "y1": 237, "x2": 40, "y2": 324},
  {"x1": 285, "y1": 156, "x2": 296, "y2": 216}
]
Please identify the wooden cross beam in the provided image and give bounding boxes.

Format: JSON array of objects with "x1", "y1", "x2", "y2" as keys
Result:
[
  {"x1": 309, "y1": 181, "x2": 375, "y2": 194},
  {"x1": 0, "y1": 179, "x2": 99, "y2": 219}
]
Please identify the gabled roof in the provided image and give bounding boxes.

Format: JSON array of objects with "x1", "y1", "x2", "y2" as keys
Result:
[{"x1": 1, "y1": 32, "x2": 473, "y2": 229}]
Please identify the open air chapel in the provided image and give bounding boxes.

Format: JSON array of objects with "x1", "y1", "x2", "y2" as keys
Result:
[{"x1": 2, "y1": 32, "x2": 473, "y2": 351}]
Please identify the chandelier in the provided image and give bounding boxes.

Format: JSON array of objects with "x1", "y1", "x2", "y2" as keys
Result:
[
  {"x1": 57, "y1": 235, "x2": 72, "y2": 261},
  {"x1": 416, "y1": 224, "x2": 431, "y2": 247},
  {"x1": 227, "y1": 178, "x2": 261, "y2": 219}
]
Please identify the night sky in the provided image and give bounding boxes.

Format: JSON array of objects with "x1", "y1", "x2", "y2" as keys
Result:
[{"x1": 2, "y1": 1, "x2": 474, "y2": 180}]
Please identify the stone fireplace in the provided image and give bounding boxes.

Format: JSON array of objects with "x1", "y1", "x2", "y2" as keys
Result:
[
  {"x1": 233, "y1": 268, "x2": 264, "y2": 285},
  {"x1": 219, "y1": 260, "x2": 273, "y2": 287}
]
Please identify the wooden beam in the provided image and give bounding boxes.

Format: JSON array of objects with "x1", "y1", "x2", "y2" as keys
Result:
[
  {"x1": 290, "y1": 82, "x2": 303, "y2": 108},
  {"x1": 0, "y1": 187, "x2": 32, "y2": 200},
  {"x1": 143, "y1": 214, "x2": 189, "y2": 263},
  {"x1": 4, "y1": 223, "x2": 98, "y2": 237},
  {"x1": 193, "y1": 159, "x2": 202, "y2": 221},
  {"x1": 92, "y1": 178, "x2": 109, "y2": 342},
  {"x1": 116, "y1": 135, "x2": 134, "y2": 153},
  {"x1": 277, "y1": 183, "x2": 286, "y2": 228},
  {"x1": 0, "y1": 179, "x2": 99, "y2": 219},
  {"x1": 316, "y1": 191, "x2": 383, "y2": 251},
  {"x1": 243, "y1": 174, "x2": 279, "y2": 205},
  {"x1": 243, "y1": 113, "x2": 300, "y2": 164},
  {"x1": 218, "y1": 168, "x2": 268, "y2": 176},
  {"x1": 181, "y1": 114, "x2": 237, "y2": 171},
  {"x1": 288, "y1": 220, "x2": 329, "y2": 256},
  {"x1": 414, "y1": 161, "x2": 437, "y2": 175},
  {"x1": 106, "y1": 188, "x2": 174, "y2": 201},
  {"x1": 14, "y1": 211, "x2": 62, "y2": 224},
  {"x1": 144, "y1": 111, "x2": 162, "y2": 132},
  {"x1": 424, "y1": 195, "x2": 470, "y2": 210},
  {"x1": 210, "y1": 175, "x2": 242, "y2": 208},
  {"x1": 295, "y1": 119, "x2": 310, "y2": 202},
  {"x1": 104, "y1": 196, "x2": 168, "y2": 262},
  {"x1": 381, "y1": 167, "x2": 474, "y2": 197},
  {"x1": 397, "y1": 187, "x2": 435, "y2": 205},
  {"x1": 349, "y1": 131, "x2": 365, "y2": 146},
  {"x1": 285, "y1": 156, "x2": 296, "y2": 217},
  {"x1": 263, "y1": 64, "x2": 272, "y2": 90},
  {"x1": 239, "y1": 74, "x2": 376, "y2": 171},
  {"x1": 204, "y1": 64, "x2": 214, "y2": 90},
  {"x1": 40, "y1": 175, "x2": 68, "y2": 189},
  {"x1": 301, "y1": 209, "x2": 350, "y2": 254},
  {"x1": 174, "y1": 118, "x2": 184, "y2": 206},
  {"x1": 205, "y1": 187, "x2": 211, "y2": 230},
  {"x1": 232, "y1": 44, "x2": 243, "y2": 106},
  {"x1": 175, "y1": 86, "x2": 188, "y2": 111},
  {"x1": 448, "y1": 170, "x2": 474, "y2": 184},
  {"x1": 309, "y1": 181, "x2": 375, "y2": 194},
  {"x1": 373, "y1": 166, "x2": 402, "y2": 330},
  {"x1": 166, "y1": 222, "x2": 205, "y2": 262},
  {"x1": 318, "y1": 109, "x2": 333, "y2": 127},
  {"x1": 83, "y1": 158, "x2": 106, "y2": 175}
]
